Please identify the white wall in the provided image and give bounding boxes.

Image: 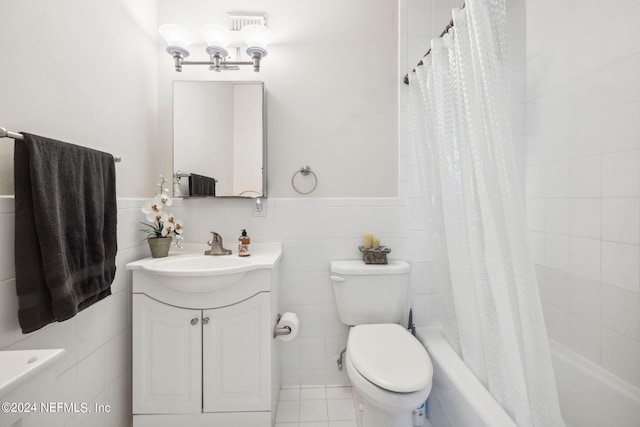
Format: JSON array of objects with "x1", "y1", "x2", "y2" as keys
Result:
[
  {"x1": 0, "y1": 0, "x2": 159, "y2": 198},
  {"x1": 0, "y1": 0, "x2": 158, "y2": 425},
  {"x1": 526, "y1": 0, "x2": 640, "y2": 388},
  {"x1": 157, "y1": 0, "x2": 399, "y2": 198}
]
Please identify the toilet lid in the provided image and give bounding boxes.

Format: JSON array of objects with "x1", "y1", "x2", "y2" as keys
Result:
[{"x1": 348, "y1": 324, "x2": 432, "y2": 393}]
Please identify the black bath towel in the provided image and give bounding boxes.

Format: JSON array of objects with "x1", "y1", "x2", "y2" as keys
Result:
[
  {"x1": 189, "y1": 173, "x2": 217, "y2": 197},
  {"x1": 14, "y1": 133, "x2": 117, "y2": 333}
]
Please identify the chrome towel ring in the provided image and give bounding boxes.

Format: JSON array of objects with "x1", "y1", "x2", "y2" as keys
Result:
[{"x1": 291, "y1": 165, "x2": 318, "y2": 194}]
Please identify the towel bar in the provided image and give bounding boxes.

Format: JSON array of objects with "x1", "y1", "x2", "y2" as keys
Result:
[{"x1": 1, "y1": 126, "x2": 121, "y2": 163}]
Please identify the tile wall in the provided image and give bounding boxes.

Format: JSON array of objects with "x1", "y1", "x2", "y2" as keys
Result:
[
  {"x1": 526, "y1": 0, "x2": 640, "y2": 387},
  {"x1": 0, "y1": 196, "x2": 146, "y2": 426},
  {"x1": 170, "y1": 196, "x2": 414, "y2": 387}
]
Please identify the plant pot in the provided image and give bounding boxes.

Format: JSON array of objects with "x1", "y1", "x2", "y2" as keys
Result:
[{"x1": 147, "y1": 236, "x2": 172, "y2": 258}]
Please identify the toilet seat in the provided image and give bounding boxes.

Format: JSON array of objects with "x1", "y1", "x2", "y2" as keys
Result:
[{"x1": 347, "y1": 324, "x2": 432, "y2": 393}]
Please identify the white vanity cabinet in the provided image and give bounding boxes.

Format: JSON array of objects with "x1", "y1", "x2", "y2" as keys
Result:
[{"x1": 127, "y1": 243, "x2": 282, "y2": 427}]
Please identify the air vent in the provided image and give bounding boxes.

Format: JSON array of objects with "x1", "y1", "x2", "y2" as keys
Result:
[{"x1": 227, "y1": 12, "x2": 268, "y2": 31}]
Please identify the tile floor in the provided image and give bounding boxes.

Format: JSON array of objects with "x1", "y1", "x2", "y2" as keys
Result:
[{"x1": 275, "y1": 386, "x2": 358, "y2": 427}]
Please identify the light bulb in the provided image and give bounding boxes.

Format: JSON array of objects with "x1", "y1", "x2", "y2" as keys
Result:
[
  {"x1": 159, "y1": 24, "x2": 198, "y2": 57},
  {"x1": 200, "y1": 24, "x2": 231, "y2": 57},
  {"x1": 241, "y1": 24, "x2": 273, "y2": 57}
]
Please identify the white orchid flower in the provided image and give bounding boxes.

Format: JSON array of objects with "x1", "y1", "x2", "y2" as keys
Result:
[
  {"x1": 161, "y1": 222, "x2": 175, "y2": 237},
  {"x1": 155, "y1": 193, "x2": 173, "y2": 207},
  {"x1": 141, "y1": 199, "x2": 162, "y2": 215},
  {"x1": 174, "y1": 219, "x2": 184, "y2": 235}
]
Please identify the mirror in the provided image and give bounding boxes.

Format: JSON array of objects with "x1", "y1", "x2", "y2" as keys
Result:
[{"x1": 172, "y1": 81, "x2": 266, "y2": 198}]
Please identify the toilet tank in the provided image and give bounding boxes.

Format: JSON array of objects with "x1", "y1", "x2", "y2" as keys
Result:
[{"x1": 330, "y1": 260, "x2": 411, "y2": 326}]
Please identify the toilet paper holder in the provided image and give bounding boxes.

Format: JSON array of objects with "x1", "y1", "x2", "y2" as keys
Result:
[{"x1": 273, "y1": 313, "x2": 292, "y2": 339}]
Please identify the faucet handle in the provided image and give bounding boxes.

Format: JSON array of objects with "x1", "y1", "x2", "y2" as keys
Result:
[{"x1": 208, "y1": 231, "x2": 222, "y2": 245}]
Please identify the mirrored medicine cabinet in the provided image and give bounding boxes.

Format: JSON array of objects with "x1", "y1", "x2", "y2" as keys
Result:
[{"x1": 172, "y1": 81, "x2": 266, "y2": 198}]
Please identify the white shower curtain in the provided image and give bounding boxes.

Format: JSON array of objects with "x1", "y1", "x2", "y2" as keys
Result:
[{"x1": 409, "y1": 1, "x2": 565, "y2": 426}]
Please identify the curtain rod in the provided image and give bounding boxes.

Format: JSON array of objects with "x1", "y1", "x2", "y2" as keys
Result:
[
  {"x1": 402, "y1": 3, "x2": 465, "y2": 85},
  {"x1": 0, "y1": 126, "x2": 122, "y2": 163}
]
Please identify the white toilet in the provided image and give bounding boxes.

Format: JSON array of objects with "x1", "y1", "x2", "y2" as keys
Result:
[{"x1": 330, "y1": 260, "x2": 433, "y2": 427}]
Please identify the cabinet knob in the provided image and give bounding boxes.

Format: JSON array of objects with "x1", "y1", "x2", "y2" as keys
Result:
[
  {"x1": 202, "y1": 317, "x2": 210, "y2": 325},
  {"x1": 191, "y1": 318, "x2": 199, "y2": 325}
]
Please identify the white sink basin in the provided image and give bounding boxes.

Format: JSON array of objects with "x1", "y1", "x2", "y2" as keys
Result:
[
  {"x1": 0, "y1": 349, "x2": 65, "y2": 398},
  {"x1": 145, "y1": 254, "x2": 253, "y2": 275},
  {"x1": 128, "y1": 242, "x2": 282, "y2": 293}
]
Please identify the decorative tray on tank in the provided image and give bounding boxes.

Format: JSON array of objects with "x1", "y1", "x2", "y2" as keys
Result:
[{"x1": 358, "y1": 246, "x2": 391, "y2": 264}]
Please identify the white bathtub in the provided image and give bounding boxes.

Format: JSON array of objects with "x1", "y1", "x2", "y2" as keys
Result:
[
  {"x1": 550, "y1": 340, "x2": 640, "y2": 427},
  {"x1": 416, "y1": 327, "x2": 640, "y2": 427},
  {"x1": 415, "y1": 327, "x2": 516, "y2": 427}
]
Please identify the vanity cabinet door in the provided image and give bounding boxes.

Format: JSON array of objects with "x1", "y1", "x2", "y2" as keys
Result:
[
  {"x1": 132, "y1": 294, "x2": 202, "y2": 414},
  {"x1": 202, "y1": 292, "x2": 271, "y2": 412}
]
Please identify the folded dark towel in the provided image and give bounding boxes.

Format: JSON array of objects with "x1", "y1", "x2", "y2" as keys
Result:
[
  {"x1": 189, "y1": 173, "x2": 216, "y2": 197},
  {"x1": 14, "y1": 133, "x2": 117, "y2": 333}
]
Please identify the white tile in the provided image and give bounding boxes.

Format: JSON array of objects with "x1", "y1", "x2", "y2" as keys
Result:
[
  {"x1": 324, "y1": 367, "x2": 350, "y2": 387},
  {"x1": 601, "y1": 0, "x2": 640, "y2": 21},
  {"x1": 0, "y1": 280, "x2": 29, "y2": 349},
  {"x1": 570, "y1": 199, "x2": 600, "y2": 240},
  {"x1": 300, "y1": 399, "x2": 329, "y2": 422},
  {"x1": 544, "y1": 199, "x2": 570, "y2": 235},
  {"x1": 279, "y1": 387, "x2": 301, "y2": 401},
  {"x1": 601, "y1": 198, "x2": 640, "y2": 245},
  {"x1": 301, "y1": 369, "x2": 326, "y2": 387},
  {"x1": 76, "y1": 301, "x2": 107, "y2": 360},
  {"x1": 106, "y1": 373, "x2": 131, "y2": 427},
  {"x1": 526, "y1": 198, "x2": 545, "y2": 232},
  {"x1": 544, "y1": 162, "x2": 571, "y2": 198},
  {"x1": 601, "y1": 150, "x2": 640, "y2": 197},
  {"x1": 525, "y1": 166, "x2": 546, "y2": 197},
  {"x1": 301, "y1": 387, "x2": 326, "y2": 400},
  {"x1": 0, "y1": 213, "x2": 15, "y2": 282},
  {"x1": 281, "y1": 370, "x2": 302, "y2": 388},
  {"x1": 299, "y1": 337, "x2": 326, "y2": 370},
  {"x1": 106, "y1": 289, "x2": 129, "y2": 341},
  {"x1": 601, "y1": 53, "x2": 640, "y2": 110},
  {"x1": 568, "y1": 116, "x2": 600, "y2": 160},
  {"x1": 327, "y1": 398, "x2": 356, "y2": 421},
  {"x1": 601, "y1": 284, "x2": 640, "y2": 340},
  {"x1": 300, "y1": 422, "x2": 329, "y2": 427},
  {"x1": 329, "y1": 422, "x2": 358, "y2": 427},
  {"x1": 601, "y1": 241, "x2": 640, "y2": 292},
  {"x1": 570, "y1": 237, "x2": 601, "y2": 281},
  {"x1": 77, "y1": 345, "x2": 107, "y2": 402},
  {"x1": 38, "y1": 315, "x2": 79, "y2": 376},
  {"x1": 326, "y1": 387, "x2": 353, "y2": 400},
  {"x1": 529, "y1": 231, "x2": 545, "y2": 265},
  {"x1": 106, "y1": 331, "x2": 129, "y2": 385},
  {"x1": 570, "y1": 275, "x2": 601, "y2": 323},
  {"x1": 570, "y1": 156, "x2": 600, "y2": 198},
  {"x1": 544, "y1": 233, "x2": 571, "y2": 272},
  {"x1": 600, "y1": 102, "x2": 640, "y2": 154},
  {"x1": 276, "y1": 400, "x2": 300, "y2": 423}
]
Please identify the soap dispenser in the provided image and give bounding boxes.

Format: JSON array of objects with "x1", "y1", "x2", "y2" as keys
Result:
[{"x1": 238, "y1": 229, "x2": 251, "y2": 257}]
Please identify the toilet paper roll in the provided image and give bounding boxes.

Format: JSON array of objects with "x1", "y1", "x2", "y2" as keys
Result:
[{"x1": 276, "y1": 312, "x2": 299, "y2": 342}]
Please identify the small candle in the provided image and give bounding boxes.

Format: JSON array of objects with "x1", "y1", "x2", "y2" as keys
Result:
[
  {"x1": 372, "y1": 238, "x2": 380, "y2": 249},
  {"x1": 363, "y1": 233, "x2": 373, "y2": 249}
]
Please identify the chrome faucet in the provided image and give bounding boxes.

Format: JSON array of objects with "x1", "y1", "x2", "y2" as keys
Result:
[{"x1": 204, "y1": 232, "x2": 232, "y2": 255}]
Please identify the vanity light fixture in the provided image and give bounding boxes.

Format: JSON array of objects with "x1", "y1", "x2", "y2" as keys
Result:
[{"x1": 159, "y1": 13, "x2": 273, "y2": 73}]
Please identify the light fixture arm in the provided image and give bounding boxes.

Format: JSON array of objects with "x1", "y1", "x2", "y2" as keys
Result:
[{"x1": 179, "y1": 57, "x2": 263, "y2": 72}]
